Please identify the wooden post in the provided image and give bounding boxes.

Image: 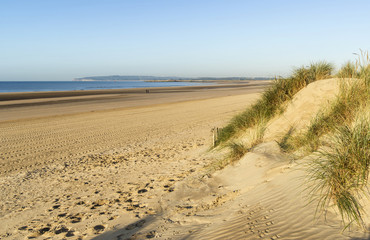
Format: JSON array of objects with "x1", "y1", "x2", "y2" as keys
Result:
[
  {"x1": 212, "y1": 127, "x2": 216, "y2": 147},
  {"x1": 212, "y1": 127, "x2": 222, "y2": 147}
]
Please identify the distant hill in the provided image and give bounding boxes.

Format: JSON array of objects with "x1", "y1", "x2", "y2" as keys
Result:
[{"x1": 74, "y1": 75, "x2": 272, "y2": 81}]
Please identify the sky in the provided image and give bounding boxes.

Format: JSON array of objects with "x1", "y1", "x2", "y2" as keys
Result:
[{"x1": 1, "y1": 0, "x2": 369, "y2": 81}]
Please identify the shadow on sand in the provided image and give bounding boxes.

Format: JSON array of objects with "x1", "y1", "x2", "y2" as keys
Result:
[{"x1": 91, "y1": 215, "x2": 160, "y2": 240}]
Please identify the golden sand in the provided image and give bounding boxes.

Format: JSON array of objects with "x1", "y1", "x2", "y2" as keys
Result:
[{"x1": 1, "y1": 80, "x2": 369, "y2": 239}]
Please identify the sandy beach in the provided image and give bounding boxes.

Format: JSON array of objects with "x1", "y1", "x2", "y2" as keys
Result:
[
  {"x1": 3, "y1": 1, "x2": 368, "y2": 239},
  {"x1": 0, "y1": 81, "x2": 268, "y2": 239},
  {"x1": 1, "y1": 79, "x2": 369, "y2": 240}
]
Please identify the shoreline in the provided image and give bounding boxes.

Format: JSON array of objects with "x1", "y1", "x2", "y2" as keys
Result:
[
  {"x1": 0, "y1": 80, "x2": 271, "y2": 101},
  {"x1": 0, "y1": 81, "x2": 271, "y2": 122}
]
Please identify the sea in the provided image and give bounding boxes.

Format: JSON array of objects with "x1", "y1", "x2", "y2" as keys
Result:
[{"x1": 0, "y1": 81, "x2": 209, "y2": 93}]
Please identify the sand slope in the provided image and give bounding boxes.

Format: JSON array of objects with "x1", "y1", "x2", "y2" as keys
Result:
[
  {"x1": 101, "y1": 142, "x2": 368, "y2": 239},
  {"x1": 264, "y1": 78, "x2": 341, "y2": 141}
]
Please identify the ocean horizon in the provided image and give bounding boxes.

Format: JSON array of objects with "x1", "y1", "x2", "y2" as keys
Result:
[{"x1": 0, "y1": 81, "x2": 210, "y2": 93}]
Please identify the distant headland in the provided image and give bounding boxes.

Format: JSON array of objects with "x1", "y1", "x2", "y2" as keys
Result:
[{"x1": 74, "y1": 75, "x2": 272, "y2": 81}]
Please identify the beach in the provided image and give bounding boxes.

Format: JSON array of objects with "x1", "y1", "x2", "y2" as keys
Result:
[
  {"x1": 3, "y1": 0, "x2": 369, "y2": 239},
  {"x1": 0, "y1": 81, "x2": 269, "y2": 239},
  {"x1": 2, "y1": 78, "x2": 369, "y2": 240}
]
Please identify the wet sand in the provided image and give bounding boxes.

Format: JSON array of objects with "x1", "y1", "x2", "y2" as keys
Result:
[{"x1": 0, "y1": 81, "x2": 270, "y2": 122}]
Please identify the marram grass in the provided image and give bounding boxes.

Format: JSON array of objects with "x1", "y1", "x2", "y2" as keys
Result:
[
  {"x1": 337, "y1": 61, "x2": 357, "y2": 78},
  {"x1": 280, "y1": 52, "x2": 369, "y2": 154},
  {"x1": 213, "y1": 52, "x2": 369, "y2": 230},
  {"x1": 307, "y1": 117, "x2": 370, "y2": 229},
  {"x1": 228, "y1": 141, "x2": 248, "y2": 162},
  {"x1": 215, "y1": 61, "x2": 333, "y2": 146}
]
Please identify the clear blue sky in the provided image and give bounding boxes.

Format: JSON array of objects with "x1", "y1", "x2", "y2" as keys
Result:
[{"x1": 1, "y1": 0, "x2": 369, "y2": 81}]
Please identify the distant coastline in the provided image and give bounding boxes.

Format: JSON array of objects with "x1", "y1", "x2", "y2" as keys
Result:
[
  {"x1": 74, "y1": 75, "x2": 272, "y2": 82},
  {"x1": 0, "y1": 80, "x2": 214, "y2": 93}
]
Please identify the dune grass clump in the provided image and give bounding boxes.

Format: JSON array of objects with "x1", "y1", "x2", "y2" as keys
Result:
[
  {"x1": 280, "y1": 54, "x2": 369, "y2": 153},
  {"x1": 208, "y1": 121, "x2": 267, "y2": 170},
  {"x1": 227, "y1": 120, "x2": 266, "y2": 162},
  {"x1": 228, "y1": 142, "x2": 249, "y2": 162},
  {"x1": 282, "y1": 79, "x2": 369, "y2": 152},
  {"x1": 337, "y1": 61, "x2": 357, "y2": 78},
  {"x1": 215, "y1": 61, "x2": 333, "y2": 146},
  {"x1": 307, "y1": 117, "x2": 370, "y2": 228}
]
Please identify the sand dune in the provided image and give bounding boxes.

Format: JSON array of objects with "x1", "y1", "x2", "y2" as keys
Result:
[{"x1": 264, "y1": 78, "x2": 341, "y2": 141}]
